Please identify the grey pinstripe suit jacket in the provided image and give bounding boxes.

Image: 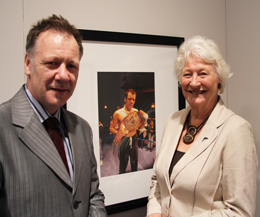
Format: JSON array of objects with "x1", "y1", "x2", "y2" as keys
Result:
[{"x1": 0, "y1": 87, "x2": 107, "y2": 217}]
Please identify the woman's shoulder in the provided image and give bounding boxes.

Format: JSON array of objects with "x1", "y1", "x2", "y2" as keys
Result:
[
  {"x1": 226, "y1": 111, "x2": 252, "y2": 130},
  {"x1": 220, "y1": 102, "x2": 252, "y2": 129}
]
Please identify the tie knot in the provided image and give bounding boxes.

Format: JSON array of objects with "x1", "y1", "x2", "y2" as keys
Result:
[{"x1": 45, "y1": 117, "x2": 59, "y2": 130}]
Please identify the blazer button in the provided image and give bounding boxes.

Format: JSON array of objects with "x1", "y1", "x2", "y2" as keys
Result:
[
  {"x1": 165, "y1": 209, "x2": 169, "y2": 217},
  {"x1": 73, "y1": 201, "x2": 81, "y2": 209}
]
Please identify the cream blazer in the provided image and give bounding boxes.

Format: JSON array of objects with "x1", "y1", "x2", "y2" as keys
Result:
[{"x1": 147, "y1": 97, "x2": 258, "y2": 217}]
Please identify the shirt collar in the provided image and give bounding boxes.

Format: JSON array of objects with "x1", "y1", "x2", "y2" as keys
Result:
[{"x1": 24, "y1": 84, "x2": 61, "y2": 123}]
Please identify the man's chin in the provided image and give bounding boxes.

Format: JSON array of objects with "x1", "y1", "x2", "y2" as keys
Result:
[{"x1": 43, "y1": 100, "x2": 67, "y2": 113}]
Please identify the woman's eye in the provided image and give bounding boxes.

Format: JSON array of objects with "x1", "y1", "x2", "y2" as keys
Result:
[
  {"x1": 200, "y1": 72, "x2": 208, "y2": 76},
  {"x1": 183, "y1": 72, "x2": 191, "y2": 77}
]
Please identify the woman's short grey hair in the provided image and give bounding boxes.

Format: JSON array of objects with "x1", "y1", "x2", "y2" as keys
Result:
[{"x1": 175, "y1": 36, "x2": 232, "y2": 94}]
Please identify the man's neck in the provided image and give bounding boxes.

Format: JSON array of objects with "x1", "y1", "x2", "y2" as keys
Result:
[{"x1": 124, "y1": 105, "x2": 132, "y2": 112}]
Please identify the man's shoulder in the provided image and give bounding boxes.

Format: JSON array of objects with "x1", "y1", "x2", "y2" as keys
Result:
[
  {"x1": 116, "y1": 107, "x2": 125, "y2": 112},
  {"x1": 113, "y1": 108, "x2": 125, "y2": 116},
  {"x1": 0, "y1": 86, "x2": 26, "y2": 108},
  {"x1": 0, "y1": 95, "x2": 14, "y2": 129},
  {"x1": 0, "y1": 99, "x2": 11, "y2": 119},
  {"x1": 115, "y1": 107, "x2": 138, "y2": 114},
  {"x1": 0, "y1": 97, "x2": 11, "y2": 109},
  {"x1": 0, "y1": 87, "x2": 22, "y2": 116}
]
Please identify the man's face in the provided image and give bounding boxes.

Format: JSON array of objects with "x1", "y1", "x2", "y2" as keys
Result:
[
  {"x1": 24, "y1": 30, "x2": 80, "y2": 115},
  {"x1": 124, "y1": 92, "x2": 136, "y2": 111}
]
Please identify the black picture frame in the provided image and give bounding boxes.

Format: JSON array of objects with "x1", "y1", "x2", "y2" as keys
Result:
[{"x1": 78, "y1": 29, "x2": 185, "y2": 214}]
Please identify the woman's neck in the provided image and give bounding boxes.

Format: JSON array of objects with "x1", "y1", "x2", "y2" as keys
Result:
[{"x1": 189, "y1": 97, "x2": 218, "y2": 126}]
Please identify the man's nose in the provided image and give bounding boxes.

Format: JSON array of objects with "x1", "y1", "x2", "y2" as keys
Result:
[{"x1": 56, "y1": 63, "x2": 69, "y2": 81}]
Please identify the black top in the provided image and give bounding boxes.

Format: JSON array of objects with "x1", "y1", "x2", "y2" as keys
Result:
[{"x1": 169, "y1": 150, "x2": 185, "y2": 177}]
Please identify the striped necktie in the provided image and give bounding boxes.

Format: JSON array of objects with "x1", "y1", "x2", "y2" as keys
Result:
[{"x1": 45, "y1": 117, "x2": 70, "y2": 175}]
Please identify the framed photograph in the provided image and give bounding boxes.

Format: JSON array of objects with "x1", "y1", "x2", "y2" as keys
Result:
[{"x1": 67, "y1": 29, "x2": 185, "y2": 214}]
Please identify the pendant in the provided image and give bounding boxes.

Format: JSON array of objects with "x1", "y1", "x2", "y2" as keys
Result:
[
  {"x1": 187, "y1": 126, "x2": 197, "y2": 136},
  {"x1": 183, "y1": 126, "x2": 197, "y2": 144},
  {"x1": 183, "y1": 133, "x2": 194, "y2": 144}
]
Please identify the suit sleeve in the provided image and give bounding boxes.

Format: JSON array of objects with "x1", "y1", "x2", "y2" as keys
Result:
[{"x1": 192, "y1": 117, "x2": 258, "y2": 217}]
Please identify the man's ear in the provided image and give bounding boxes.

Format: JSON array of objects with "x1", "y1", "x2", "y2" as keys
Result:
[{"x1": 24, "y1": 53, "x2": 32, "y2": 76}]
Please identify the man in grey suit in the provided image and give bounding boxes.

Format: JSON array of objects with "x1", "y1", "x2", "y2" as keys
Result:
[{"x1": 0, "y1": 14, "x2": 107, "y2": 217}]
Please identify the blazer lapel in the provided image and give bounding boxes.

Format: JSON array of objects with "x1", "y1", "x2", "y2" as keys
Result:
[
  {"x1": 170, "y1": 122, "x2": 218, "y2": 181},
  {"x1": 162, "y1": 108, "x2": 190, "y2": 189},
  {"x1": 169, "y1": 97, "x2": 228, "y2": 185},
  {"x1": 11, "y1": 87, "x2": 72, "y2": 187}
]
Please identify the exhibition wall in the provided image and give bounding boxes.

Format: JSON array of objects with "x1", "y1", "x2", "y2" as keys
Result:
[{"x1": 1, "y1": 1, "x2": 259, "y2": 216}]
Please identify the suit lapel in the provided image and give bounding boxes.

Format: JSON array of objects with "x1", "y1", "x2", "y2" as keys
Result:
[
  {"x1": 11, "y1": 87, "x2": 72, "y2": 187},
  {"x1": 61, "y1": 110, "x2": 83, "y2": 194},
  {"x1": 169, "y1": 98, "x2": 228, "y2": 185}
]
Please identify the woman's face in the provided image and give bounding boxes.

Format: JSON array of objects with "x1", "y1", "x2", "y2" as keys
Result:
[{"x1": 181, "y1": 56, "x2": 220, "y2": 111}]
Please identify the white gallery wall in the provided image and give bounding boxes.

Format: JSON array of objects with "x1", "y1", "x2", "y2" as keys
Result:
[
  {"x1": 0, "y1": 0, "x2": 227, "y2": 104},
  {"x1": 0, "y1": 0, "x2": 259, "y2": 216},
  {"x1": 226, "y1": 1, "x2": 260, "y2": 216}
]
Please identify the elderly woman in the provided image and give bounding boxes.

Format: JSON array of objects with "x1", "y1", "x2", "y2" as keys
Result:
[{"x1": 147, "y1": 36, "x2": 258, "y2": 217}]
